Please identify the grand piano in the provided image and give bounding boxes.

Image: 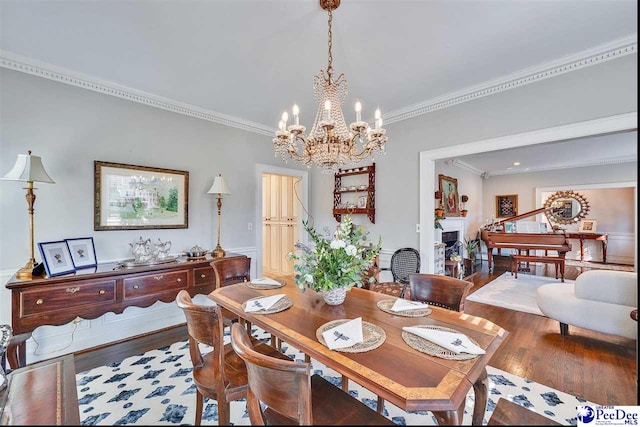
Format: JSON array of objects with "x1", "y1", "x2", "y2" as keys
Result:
[{"x1": 481, "y1": 206, "x2": 572, "y2": 274}]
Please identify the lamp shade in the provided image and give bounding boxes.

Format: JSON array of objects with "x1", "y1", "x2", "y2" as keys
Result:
[
  {"x1": 2, "y1": 152, "x2": 55, "y2": 183},
  {"x1": 207, "y1": 174, "x2": 230, "y2": 195}
]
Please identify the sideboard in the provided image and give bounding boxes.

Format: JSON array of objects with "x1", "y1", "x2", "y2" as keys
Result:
[{"x1": 4, "y1": 253, "x2": 246, "y2": 369}]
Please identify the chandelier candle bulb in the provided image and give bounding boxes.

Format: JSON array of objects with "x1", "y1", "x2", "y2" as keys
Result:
[
  {"x1": 292, "y1": 104, "x2": 300, "y2": 125},
  {"x1": 282, "y1": 111, "x2": 288, "y2": 129},
  {"x1": 271, "y1": 0, "x2": 388, "y2": 173}
]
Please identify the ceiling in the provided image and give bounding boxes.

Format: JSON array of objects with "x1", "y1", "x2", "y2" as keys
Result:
[
  {"x1": 0, "y1": 1, "x2": 637, "y2": 172},
  {"x1": 442, "y1": 130, "x2": 638, "y2": 176}
]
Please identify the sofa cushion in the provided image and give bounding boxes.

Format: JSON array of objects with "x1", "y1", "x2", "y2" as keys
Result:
[{"x1": 574, "y1": 270, "x2": 637, "y2": 306}]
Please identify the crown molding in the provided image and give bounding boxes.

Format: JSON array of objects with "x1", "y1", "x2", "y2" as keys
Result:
[
  {"x1": 385, "y1": 35, "x2": 637, "y2": 124},
  {"x1": 443, "y1": 159, "x2": 484, "y2": 176},
  {"x1": 488, "y1": 155, "x2": 637, "y2": 177},
  {"x1": 1, "y1": 34, "x2": 637, "y2": 134},
  {"x1": 0, "y1": 50, "x2": 274, "y2": 136}
]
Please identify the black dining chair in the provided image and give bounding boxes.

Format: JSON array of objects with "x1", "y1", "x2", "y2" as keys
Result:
[{"x1": 379, "y1": 247, "x2": 421, "y2": 298}]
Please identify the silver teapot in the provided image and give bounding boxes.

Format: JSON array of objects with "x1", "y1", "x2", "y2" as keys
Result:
[
  {"x1": 153, "y1": 238, "x2": 172, "y2": 260},
  {"x1": 130, "y1": 236, "x2": 152, "y2": 263}
]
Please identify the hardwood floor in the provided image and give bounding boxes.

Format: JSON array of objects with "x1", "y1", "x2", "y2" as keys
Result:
[{"x1": 72, "y1": 263, "x2": 637, "y2": 410}]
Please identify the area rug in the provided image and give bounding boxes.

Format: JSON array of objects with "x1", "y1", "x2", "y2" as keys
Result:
[
  {"x1": 76, "y1": 327, "x2": 594, "y2": 425},
  {"x1": 466, "y1": 271, "x2": 574, "y2": 316},
  {"x1": 565, "y1": 259, "x2": 635, "y2": 272}
]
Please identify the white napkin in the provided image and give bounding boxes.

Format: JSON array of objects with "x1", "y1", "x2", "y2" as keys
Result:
[
  {"x1": 391, "y1": 299, "x2": 429, "y2": 312},
  {"x1": 322, "y1": 317, "x2": 364, "y2": 350},
  {"x1": 244, "y1": 294, "x2": 286, "y2": 312},
  {"x1": 402, "y1": 326, "x2": 486, "y2": 354},
  {"x1": 250, "y1": 277, "x2": 282, "y2": 287}
]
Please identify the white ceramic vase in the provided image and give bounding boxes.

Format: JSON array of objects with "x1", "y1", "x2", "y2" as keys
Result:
[{"x1": 322, "y1": 286, "x2": 348, "y2": 305}]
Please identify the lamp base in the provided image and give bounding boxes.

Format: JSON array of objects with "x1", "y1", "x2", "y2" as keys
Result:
[
  {"x1": 15, "y1": 259, "x2": 39, "y2": 280},
  {"x1": 212, "y1": 245, "x2": 226, "y2": 258}
]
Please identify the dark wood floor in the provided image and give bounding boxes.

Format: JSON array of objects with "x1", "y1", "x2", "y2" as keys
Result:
[{"x1": 73, "y1": 262, "x2": 638, "y2": 409}]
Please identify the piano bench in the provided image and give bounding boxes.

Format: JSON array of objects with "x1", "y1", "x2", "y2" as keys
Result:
[{"x1": 510, "y1": 254, "x2": 566, "y2": 282}]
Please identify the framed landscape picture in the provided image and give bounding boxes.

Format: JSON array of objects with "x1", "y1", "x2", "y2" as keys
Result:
[
  {"x1": 496, "y1": 194, "x2": 518, "y2": 218},
  {"x1": 38, "y1": 240, "x2": 76, "y2": 277},
  {"x1": 438, "y1": 174, "x2": 460, "y2": 217},
  {"x1": 65, "y1": 237, "x2": 98, "y2": 269},
  {"x1": 94, "y1": 161, "x2": 189, "y2": 231}
]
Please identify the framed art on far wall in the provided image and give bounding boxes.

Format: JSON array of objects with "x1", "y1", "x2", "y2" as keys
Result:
[
  {"x1": 94, "y1": 161, "x2": 189, "y2": 231},
  {"x1": 438, "y1": 174, "x2": 460, "y2": 217},
  {"x1": 496, "y1": 194, "x2": 518, "y2": 218},
  {"x1": 38, "y1": 240, "x2": 76, "y2": 277},
  {"x1": 578, "y1": 219, "x2": 598, "y2": 233},
  {"x1": 65, "y1": 237, "x2": 97, "y2": 269}
]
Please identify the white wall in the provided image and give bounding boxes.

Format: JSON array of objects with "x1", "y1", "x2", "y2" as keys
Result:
[
  {"x1": 1, "y1": 51, "x2": 637, "y2": 361},
  {"x1": 0, "y1": 69, "x2": 306, "y2": 363},
  {"x1": 482, "y1": 165, "x2": 637, "y2": 265},
  {"x1": 309, "y1": 53, "x2": 637, "y2": 269}
]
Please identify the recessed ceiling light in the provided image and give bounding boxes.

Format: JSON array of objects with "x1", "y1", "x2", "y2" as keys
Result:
[{"x1": 513, "y1": 162, "x2": 521, "y2": 166}]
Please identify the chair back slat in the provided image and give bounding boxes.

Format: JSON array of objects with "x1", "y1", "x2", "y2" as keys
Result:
[
  {"x1": 390, "y1": 248, "x2": 420, "y2": 284},
  {"x1": 230, "y1": 323, "x2": 312, "y2": 424},
  {"x1": 211, "y1": 257, "x2": 251, "y2": 287},
  {"x1": 175, "y1": 290, "x2": 226, "y2": 378},
  {"x1": 409, "y1": 274, "x2": 473, "y2": 312}
]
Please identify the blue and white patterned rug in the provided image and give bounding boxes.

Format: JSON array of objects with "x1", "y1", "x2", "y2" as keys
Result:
[{"x1": 76, "y1": 327, "x2": 593, "y2": 425}]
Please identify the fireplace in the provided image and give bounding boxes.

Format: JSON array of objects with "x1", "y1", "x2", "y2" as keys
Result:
[{"x1": 440, "y1": 217, "x2": 467, "y2": 258}]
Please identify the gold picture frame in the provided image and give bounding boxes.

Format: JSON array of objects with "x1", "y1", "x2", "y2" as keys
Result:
[
  {"x1": 438, "y1": 174, "x2": 460, "y2": 217},
  {"x1": 94, "y1": 161, "x2": 189, "y2": 230},
  {"x1": 496, "y1": 194, "x2": 518, "y2": 218}
]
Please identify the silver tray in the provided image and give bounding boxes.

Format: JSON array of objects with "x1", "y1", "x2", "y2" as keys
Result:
[{"x1": 116, "y1": 256, "x2": 178, "y2": 268}]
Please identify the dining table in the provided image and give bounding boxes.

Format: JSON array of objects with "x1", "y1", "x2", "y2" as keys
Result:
[{"x1": 209, "y1": 280, "x2": 509, "y2": 425}]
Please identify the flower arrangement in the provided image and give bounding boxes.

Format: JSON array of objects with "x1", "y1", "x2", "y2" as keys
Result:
[{"x1": 289, "y1": 215, "x2": 381, "y2": 293}]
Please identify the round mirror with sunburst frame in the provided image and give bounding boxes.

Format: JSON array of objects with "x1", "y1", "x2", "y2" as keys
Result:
[{"x1": 543, "y1": 190, "x2": 590, "y2": 225}]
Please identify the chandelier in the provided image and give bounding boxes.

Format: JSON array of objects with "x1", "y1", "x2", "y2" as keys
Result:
[{"x1": 273, "y1": 0, "x2": 388, "y2": 173}]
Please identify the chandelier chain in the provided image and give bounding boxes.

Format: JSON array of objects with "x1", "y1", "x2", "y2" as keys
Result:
[
  {"x1": 327, "y1": 8, "x2": 333, "y2": 74},
  {"x1": 272, "y1": 0, "x2": 388, "y2": 173}
]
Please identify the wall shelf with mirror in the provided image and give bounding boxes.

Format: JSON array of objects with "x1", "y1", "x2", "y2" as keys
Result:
[{"x1": 333, "y1": 163, "x2": 375, "y2": 223}]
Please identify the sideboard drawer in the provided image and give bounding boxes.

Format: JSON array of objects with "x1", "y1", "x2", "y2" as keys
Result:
[
  {"x1": 123, "y1": 270, "x2": 188, "y2": 299},
  {"x1": 193, "y1": 266, "x2": 215, "y2": 286},
  {"x1": 21, "y1": 279, "x2": 116, "y2": 316}
]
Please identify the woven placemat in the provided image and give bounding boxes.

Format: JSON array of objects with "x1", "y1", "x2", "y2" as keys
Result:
[
  {"x1": 402, "y1": 325, "x2": 481, "y2": 360},
  {"x1": 241, "y1": 296, "x2": 292, "y2": 314},
  {"x1": 376, "y1": 299, "x2": 432, "y2": 317},
  {"x1": 246, "y1": 280, "x2": 285, "y2": 290},
  {"x1": 316, "y1": 319, "x2": 386, "y2": 353}
]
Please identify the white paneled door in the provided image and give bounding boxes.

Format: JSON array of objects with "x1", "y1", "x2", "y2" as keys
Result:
[{"x1": 262, "y1": 173, "x2": 299, "y2": 277}]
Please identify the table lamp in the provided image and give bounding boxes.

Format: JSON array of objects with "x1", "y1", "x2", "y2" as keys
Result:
[
  {"x1": 207, "y1": 174, "x2": 231, "y2": 258},
  {"x1": 2, "y1": 150, "x2": 55, "y2": 279}
]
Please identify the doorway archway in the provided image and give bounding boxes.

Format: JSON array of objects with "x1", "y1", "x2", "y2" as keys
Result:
[{"x1": 418, "y1": 112, "x2": 637, "y2": 273}]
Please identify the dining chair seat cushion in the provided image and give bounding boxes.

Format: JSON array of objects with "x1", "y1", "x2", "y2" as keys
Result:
[
  {"x1": 369, "y1": 282, "x2": 411, "y2": 299},
  {"x1": 262, "y1": 374, "x2": 394, "y2": 425}
]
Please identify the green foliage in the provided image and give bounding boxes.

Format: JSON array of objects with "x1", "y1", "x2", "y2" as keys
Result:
[
  {"x1": 464, "y1": 237, "x2": 478, "y2": 258},
  {"x1": 158, "y1": 196, "x2": 167, "y2": 210},
  {"x1": 166, "y1": 187, "x2": 178, "y2": 212},
  {"x1": 288, "y1": 215, "x2": 381, "y2": 293}
]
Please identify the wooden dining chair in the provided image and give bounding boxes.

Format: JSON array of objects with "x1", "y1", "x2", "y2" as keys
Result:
[
  {"x1": 409, "y1": 273, "x2": 473, "y2": 312},
  {"x1": 372, "y1": 273, "x2": 474, "y2": 415},
  {"x1": 229, "y1": 323, "x2": 395, "y2": 426},
  {"x1": 175, "y1": 290, "x2": 290, "y2": 425},
  {"x1": 211, "y1": 257, "x2": 252, "y2": 332}
]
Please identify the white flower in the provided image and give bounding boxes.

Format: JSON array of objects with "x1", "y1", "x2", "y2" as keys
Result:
[
  {"x1": 345, "y1": 244, "x2": 357, "y2": 256},
  {"x1": 330, "y1": 239, "x2": 346, "y2": 249},
  {"x1": 304, "y1": 274, "x2": 314, "y2": 283}
]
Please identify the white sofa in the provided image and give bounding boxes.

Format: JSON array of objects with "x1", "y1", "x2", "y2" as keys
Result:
[{"x1": 536, "y1": 270, "x2": 637, "y2": 340}]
